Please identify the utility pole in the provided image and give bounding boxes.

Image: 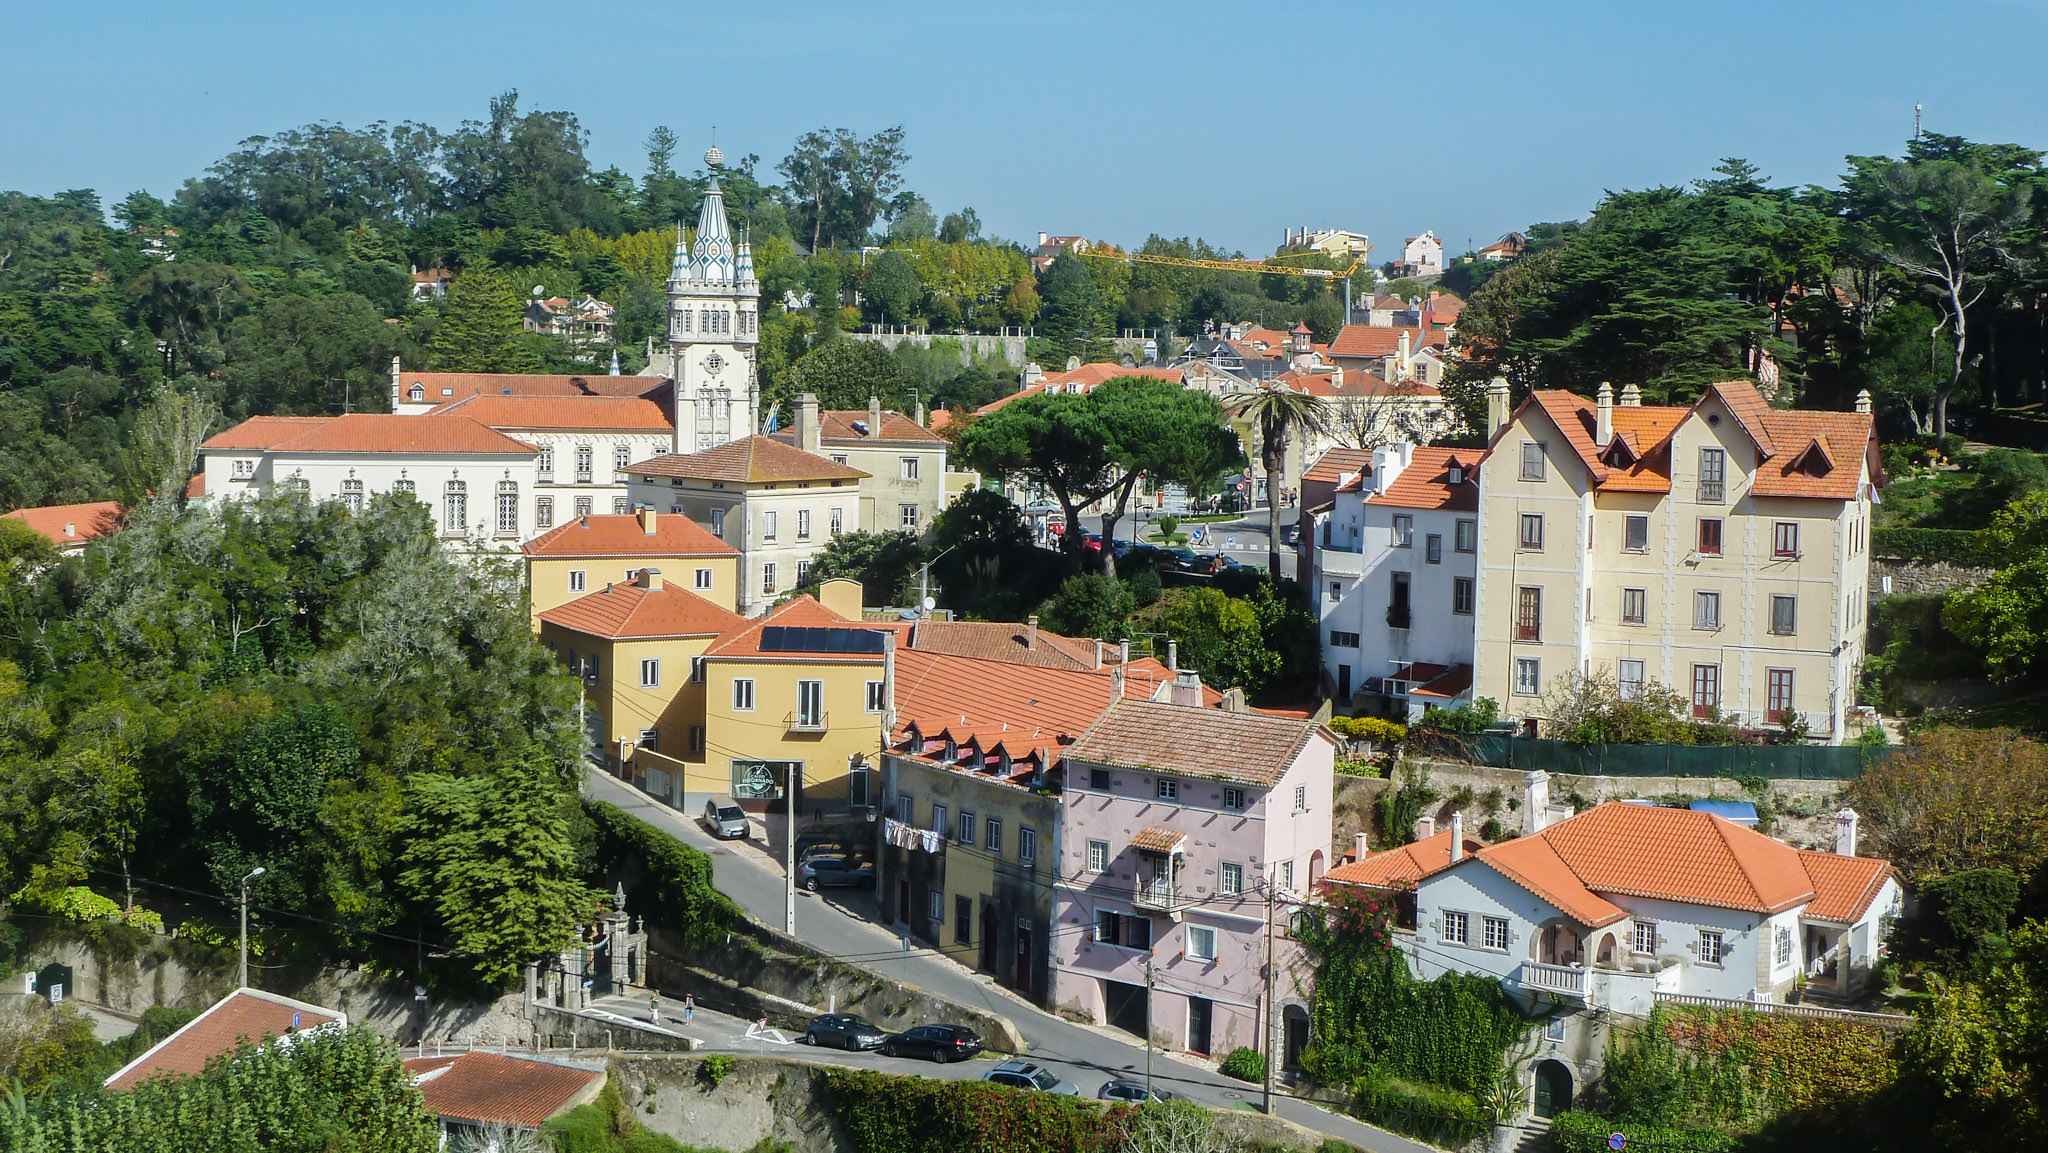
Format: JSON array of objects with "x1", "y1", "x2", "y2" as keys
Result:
[
  {"x1": 1144, "y1": 952, "x2": 1155, "y2": 1097},
  {"x1": 238, "y1": 866, "x2": 265, "y2": 989},
  {"x1": 785, "y1": 763, "x2": 798, "y2": 935},
  {"x1": 1262, "y1": 872, "x2": 1279, "y2": 1115}
]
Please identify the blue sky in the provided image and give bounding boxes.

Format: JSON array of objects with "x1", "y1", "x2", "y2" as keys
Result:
[{"x1": 6, "y1": 1, "x2": 2048, "y2": 257}]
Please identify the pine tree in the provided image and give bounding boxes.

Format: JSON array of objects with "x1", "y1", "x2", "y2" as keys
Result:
[{"x1": 430, "y1": 261, "x2": 539, "y2": 372}]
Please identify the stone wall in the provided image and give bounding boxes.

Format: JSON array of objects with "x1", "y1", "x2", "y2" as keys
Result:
[
  {"x1": 845, "y1": 331, "x2": 1028, "y2": 367},
  {"x1": 1872, "y1": 558, "x2": 1994, "y2": 597}
]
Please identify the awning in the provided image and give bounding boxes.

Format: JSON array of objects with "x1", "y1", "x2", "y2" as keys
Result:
[{"x1": 1130, "y1": 826, "x2": 1186, "y2": 855}]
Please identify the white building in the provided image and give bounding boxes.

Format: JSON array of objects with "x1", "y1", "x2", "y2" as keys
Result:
[
  {"x1": 640, "y1": 146, "x2": 762, "y2": 453},
  {"x1": 198, "y1": 414, "x2": 541, "y2": 547},
  {"x1": 421, "y1": 394, "x2": 675, "y2": 531},
  {"x1": 1400, "y1": 231, "x2": 1443, "y2": 277},
  {"x1": 1308, "y1": 443, "x2": 1479, "y2": 713}
]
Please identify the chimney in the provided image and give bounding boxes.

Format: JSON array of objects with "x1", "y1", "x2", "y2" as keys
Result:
[
  {"x1": 1416, "y1": 814, "x2": 1435, "y2": 841},
  {"x1": 795, "y1": 393, "x2": 822, "y2": 452},
  {"x1": 636, "y1": 568, "x2": 663, "y2": 591},
  {"x1": 389, "y1": 355, "x2": 403, "y2": 412},
  {"x1": 62, "y1": 522, "x2": 75, "y2": 538},
  {"x1": 638, "y1": 507, "x2": 658, "y2": 535},
  {"x1": 1522, "y1": 770, "x2": 1551, "y2": 837},
  {"x1": 1450, "y1": 812, "x2": 1464, "y2": 861},
  {"x1": 1025, "y1": 615, "x2": 1038, "y2": 649},
  {"x1": 1596, "y1": 381, "x2": 1614, "y2": 446},
  {"x1": 1021, "y1": 362, "x2": 1044, "y2": 389},
  {"x1": 1118, "y1": 640, "x2": 1130, "y2": 665},
  {"x1": 1371, "y1": 442, "x2": 1412, "y2": 495},
  {"x1": 1353, "y1": 832, "x2": 1369, "y2": 861},
  {"x1": 1170, "y1": 669, "x2": 1203, "y2": 707},
  {"x1": 1111, "y1": 663, "x2": 1125, "y2": 699},
  {"x1": 1486, "y1": 377, "x2": 1511, "y2": 441},
  {"x1": 1167, "y1": 640, "x2": 1178, "y2": 672},
  {"x1": 1620, "y1": 383, "x2": 1642, "y2": 407},
  {"x1": 915, "y1": 398, "x2": 927, "y2": 427},
  {"x1": 868, "y1": 395, "x2": 883, "y2": 438},
  {"x1": 1855, "y1": 390, "x2": 1873, "y2": 415},
  {"x1": 1037, "y1": 231, "x2": 1048, "y2": 248},
  {"x1": 1834, "y1": 807, "x2": 1860, "y2": 856}
]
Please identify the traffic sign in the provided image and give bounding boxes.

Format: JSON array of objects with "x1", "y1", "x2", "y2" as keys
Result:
[{"x1": 1608, "y1": 1133, "x2": 1625, "y2": 1151}]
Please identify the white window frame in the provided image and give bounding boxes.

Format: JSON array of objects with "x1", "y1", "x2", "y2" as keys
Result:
[
  {"x1": 796, "y1": 508, "x2": 810, "y2": 540},
  {"x1": 1157, "y1": 778, "x2": 1178, "y2": 801},
  {"x1": 900, "y1": 503, "x2": 919, "y2": 530},
  {"x1": 958, "y1": 809, "x2": 975, "y2": 845},
  {"x1": 900, "y1": 456, "x2": 920, "y2": 481},
  {"x1": 1086, "y1": 839, "x2": 1109, "y2": 873},
  {"x1": 1520, "y1": 441, "x2": 1546, "y2": 481},
  {"x1": 1444, "y1": 909, "x2": 1470, "y2": 945},
  {"x1": 1694, "y1": 590, "x2": 1722, "y2": 631},
  {"x1": 985, "y1": 816, "x2": 1001, "y2": 853},
  {"x1": 1019, "y1": 826, "x2": 1037, "y2": 865},
  {"x1": 1293, "y1": 784, "x2": 1307, "y2": 812},
  {"x1": 796, "y1": 679, "x2": 824, "y2": 728},
  {"x1": 639, "y1": 658, "x2": 660, "y2": 689},
  {"x1": 695, "y1": 567, "x2": 713, "y2": 589},
  {"x1": 1514, "y1": 658, "x2": 1541, "y2": 697},
  {"x1": 829, "y1": 507, "x2": 844, "y2": 536},
  {"x1": 1633, "y1": 920, "x2": 1658, "y2": 955},
  {"x1": 1483, "y1": 916, "x2": 1510, "y2": 951},
  {"x1": 1391, "y1": 514, "x2": 1413, "y2": 548},
  {"x1": 1220, "y1": 862, "x2": 1244, "y2": 896},
  {"x1": 1454, "y1": 518, "x2": 1476, "y2": 553},
  {"x1": 762, "y1": 562, "x2": 777, "y2": 595},
  {"x1": 1185, "y1": 925, "x2": 1217, "y2": 962},
  {"x1": 1618, "y1": 659, "x2": 1646, "y2": 700},
  {"x1": 866, "y1": 680, "x2": 886, "y2": 713},
  {"x1": 1698, "y1": 929, "x2": 1727, "y2": 966},
  {"x1": 1519, "y1": 512, "x2": 1543, "y2": 551},
  {"x1": 732, "y1": 678, "x2": 755, "y2": 712},
  {"x1": 762, "y1": 510, "x2": 778, "y2": 540},
  {"x1": 569, "y1": 570, "x2": 587, "y2": 593}
]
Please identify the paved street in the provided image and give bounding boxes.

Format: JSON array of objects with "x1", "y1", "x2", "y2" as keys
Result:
[
  {"x1": 1072, "y1": 505, "x2": 1300, "y2": 581},
  {"x1": 586, "y1": 772, "x2": 1427, "y2": 1153}
]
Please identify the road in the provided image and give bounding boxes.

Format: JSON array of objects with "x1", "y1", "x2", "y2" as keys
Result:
[
  {"x1": 587, "y1": 773, "x2": 1428, "y2": 1153},
  {"x1": 1070, "y1": 505, "x2": 1300, "y2": 582}
]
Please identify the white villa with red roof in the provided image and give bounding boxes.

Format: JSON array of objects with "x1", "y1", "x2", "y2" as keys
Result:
[
  {"x1": 1474, "y1": 379, "x2": 1881, "y2": 740},
  {"x1": 1307, "y1": 442, "x2": 1481, "y2": 713}
]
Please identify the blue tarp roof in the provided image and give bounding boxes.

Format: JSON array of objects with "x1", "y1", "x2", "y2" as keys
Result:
[{"x1": 1689, "y1": 798, "x2": 1759, "y2": 826}]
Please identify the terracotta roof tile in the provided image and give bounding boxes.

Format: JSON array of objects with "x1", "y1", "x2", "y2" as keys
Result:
[
  {"x1": 1066, "y1": 698, "x2": 1330, "y2": 787},
  {"x1": 976, "y1": 365, "x2": 1185, "y2": 415},
  {"x1": 1749, "y1": 410, "x2": 1877, "y2": 500},
  {"x1": 1329, "y1": 325, "x2": 1449, "y2": 358},
  {"x1": 2, "y1": 501, "x2": 121, "y2": 546},
  {"x1": 1325, "y1": 828, "x2": 1485, "y2": 890},
  {"x1": 1798, "y1": 850, "x2": 1895, "y2": 925},
  {"x1": 815, "y1": 409, "x2": 946, "y2": 444},
  {"x1": 200, "y1": 416, "x2": 333, "y2": 451},
  {"x1": 1707, "y1": 381, "x2": 1778, "y2": 457},
  {"x1": 538, "y1": 579, "x2": 745, "y2": 640},
  {"x1": 1364, "y1": 447, "x2": 1480, "y2": 512},
  {"x1": 703, "y1": 595, "x2": 901, "y2": 661},
  {"x1": 241, "y1": 413, "x2": 539, "y2": 456},
  {"x1": 1130, "y1": 826, "x2": 1187, "y2": 853},
  {"x1": 909, "y1": 619, "x2": 1100, "y2": 671},
  {"x1": 105, "y1": 989, "x2": 343, "y2": 1090},
  {"x1": 399, "y1": 372, "x2": 666, "y2": 401},
  {"x1": 522, "y1": 512, "x2": 735, "y2": 559},
  {"x1": 403, "y1": 1051, "x2": 605, "y2": 1128},
  {"x1": 1303, "y1": 448, "x2": 1376, "y2": 484},
  {"x1": 626, "y1": 436, "x2": 866, "y2": 484},
  {"x1": 892, "y1": 649, "x2": 1191, "y2": 763},
  {"x1": 430, "y1": 394, "x2": 673, "y2": 432}
]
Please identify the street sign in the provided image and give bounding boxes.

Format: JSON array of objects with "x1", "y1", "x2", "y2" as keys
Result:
[
  {"x1": 1190, "y1": 528, "x2": 1205, "y2": 544},
  {"x1": 1226, "y1": 535, "x2": 1237, "y2": 548},
  {"x1": 1609, "y1": 1133, "x2": 1626, "y2": 1151}
]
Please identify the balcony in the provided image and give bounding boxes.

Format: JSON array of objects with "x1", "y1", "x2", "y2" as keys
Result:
[
  {"x1": 1698, "y1": 481, "x2": 1725, "y2": 504},
  {"x1": 784, "y1": 711, "x2": 829, "y2": 734},
  {"x1": 1386, "y1": 604, "x2": 1412, "y2": 630},
  {"x1": 1514, "y1": 960, "x2": 1586, "y2": 1000},
  {"x1": 1132, "y1": 875, "x2": 1190, "y2": 913}
]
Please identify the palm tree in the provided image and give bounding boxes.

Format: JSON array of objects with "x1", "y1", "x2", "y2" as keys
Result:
[{"x1": 1226, "y1": 385, "x2": 1329, "y2": 578}]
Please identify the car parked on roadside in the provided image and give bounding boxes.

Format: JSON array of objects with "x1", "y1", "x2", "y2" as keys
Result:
[
  {"x1": 1279, "y1": 522, "x2": 1302, "y2": 546},
  {"x1": 879, "y1": 1024, "x2": 982, "y2": 1063},
  {"x1": 803, "y1": 1013, "x2": 887, "y2": 1050},
  {"x1": 796, "y1": 856, "x2": 874, "y2": 891},
  {"x1": 701, "y1": 797, "x2": 749, "y2": 839},
  {"x1": 1098, "y1": 1078, "x2": 1174, "y2": 1103},
  {"x1": 982, "y1": 1059, "x2": 1081, "y2": 1095}
]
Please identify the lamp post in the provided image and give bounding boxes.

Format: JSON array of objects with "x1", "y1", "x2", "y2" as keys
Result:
[{"x1": 239, "y1": 866, "x2": 265, "y2": 989}]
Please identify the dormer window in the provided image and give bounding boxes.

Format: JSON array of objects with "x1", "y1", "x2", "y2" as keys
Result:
[
  {"x1": 407, "y1": 384, "x2": 424, "y2": 402},
  {"x1": 1447, "y1": 465, "x2": 1463, "y2": 486}
]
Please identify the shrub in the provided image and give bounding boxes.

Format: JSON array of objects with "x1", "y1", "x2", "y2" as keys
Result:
[
  {"x1": 697, "y1": 1054, "x2": 735, "y2": 1089},
  {"x1": 586, "y1": 802, "x2": 744, "y2": 946},
  {"x1": 1417, "y1": 698, "x2": 1498, "y2": 735},
  {"x1": 1870, "y1": 526, "x2": 2003, "y2": 566},
  {"x1": 1550, "y1": 1111, "x2": 1735, "y2": 1153},
  {"x1": 822, "y1": 1068, "x2": 1109, "y2": 1153},
  {"x1": 1479, "y1": 817, "x2": 1507, "y2": 842},
  {"x1": 1127, "y1": 564, "x2": 1162, "y2": 607},
  {"x1": 1331, "y1": 716, "x2": 1408, "y2": 745},
  {"x1": 1374, "y1": 770, "x2": 1439, "y2": 847},
  {"x1": 1348, "y1": 1070, "x2": 1491, "y2": 1147},
  {"x1": 1333, "y1": 756, "x2": 1384, "y2": 778},
  {"x1": 1220, "y1": 1046, "x2": 1265, "y2": 1082}
]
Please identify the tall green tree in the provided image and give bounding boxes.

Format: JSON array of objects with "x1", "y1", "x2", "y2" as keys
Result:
[
  {"x1": 861, "y1": 250, "x2": 920, "y2": 324},
  {"x1": 782, "y1": 338, "x2": 911, "y2": 411},
  {"x1": 430, "y1": 262, "x2": 537, "y2": 372}
]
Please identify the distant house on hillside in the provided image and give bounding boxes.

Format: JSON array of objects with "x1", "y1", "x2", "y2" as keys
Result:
[
  {"x1": 2, "y1": 501, "x2": 122, "y2": 555},
  {"x1": 104, "y1": 988, "x2": 345, "y2": 1091}
]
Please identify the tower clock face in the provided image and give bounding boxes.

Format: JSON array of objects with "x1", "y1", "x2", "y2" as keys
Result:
[{"x1": 703, "y1": 352, "x2": 725, "y2": 376}]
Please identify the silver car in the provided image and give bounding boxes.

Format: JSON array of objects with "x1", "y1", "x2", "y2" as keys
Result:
[
  {"x1": 982, "y1": 1059, "x2": 1081, "y2": 1096},
  {"x1": 701, "y1": 796, "x2": 749, "y2": 839}
]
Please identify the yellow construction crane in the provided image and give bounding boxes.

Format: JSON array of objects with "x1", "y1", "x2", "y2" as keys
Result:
[{"x1": 1076, "y1": 242, "x2": 1371, "y2": 313}]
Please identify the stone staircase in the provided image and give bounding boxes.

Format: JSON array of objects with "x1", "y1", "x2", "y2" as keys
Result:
[{"x1": 1509, "y1": 1117, "x2": 1552, "y2": 1153}]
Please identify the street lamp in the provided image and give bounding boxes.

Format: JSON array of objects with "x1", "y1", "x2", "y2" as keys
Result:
[{"x1": 239, "y1": 867, "x2": 265, "y2": 989}]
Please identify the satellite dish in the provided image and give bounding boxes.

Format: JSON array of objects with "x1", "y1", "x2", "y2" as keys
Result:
[
  {"x1": 532, "y1": 285, "x2": 545, "y2": 296},
  {"x1": 922, "y1": 596, "x2": 936, "y2": 612}
]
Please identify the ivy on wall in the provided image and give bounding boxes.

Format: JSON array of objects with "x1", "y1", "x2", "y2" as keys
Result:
[{"x1": 586, "y1": 801, "x2": 744, "y2": 946}]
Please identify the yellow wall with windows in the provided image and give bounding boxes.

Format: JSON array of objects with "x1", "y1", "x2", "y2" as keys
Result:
[
  {"x1": 701, "y1": 655, "x2": 886, "y2": 807},
  {"x1": 538, "y1": 624, "x2": 717, "y2": 764},
  {"x1": 528, "y1": 554, "x2": 738, "y2": 629}
]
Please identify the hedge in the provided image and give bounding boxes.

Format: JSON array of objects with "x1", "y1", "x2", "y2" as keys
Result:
[
  {"x1": 822, "y1": 1068, "x2": 1114, "y2": 1153},
  {"x1": 586, "y1": 801, "x2": 744, "y2": 945},
  {"x1": 1869, "y1": 526, "x2": 2004, "y2": 567},
  {"x1": 1349, "y1": 1073, "x2": 1491, "y2": 1148},
  {"x1": 1551, "y1": 1111, "x2": 1736, "y2": 1153}
]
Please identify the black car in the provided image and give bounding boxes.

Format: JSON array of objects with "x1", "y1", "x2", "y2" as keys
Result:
[
  {"x1": 880, "y1": 1023, "x2": 982, "y2": 1063},
  {"x1": 804, "y1": 1013, "x2": 887, "y2": 1050},
  {"x1": 1099, "y1": 1078, "x2": 1174, "y2": 1103},
  {"x1": 796, "y1": 856, "x2": 874, "y2": 891}
]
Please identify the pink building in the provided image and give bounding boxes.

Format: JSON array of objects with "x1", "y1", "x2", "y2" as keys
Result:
[{"x1": 1053, "y1": 699, "x2": 1336, "y2": 1065}]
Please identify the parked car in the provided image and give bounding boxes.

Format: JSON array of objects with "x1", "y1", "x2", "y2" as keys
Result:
[
  {"x1": 796, "y1": 856, "x2": 873, "y2": 891},
  {"x1": 1083, "y1": 532, "x2": 1104, "y2": 553},
  {"x1": 797, "y1": 837, "x2": 868, "y2": 864},
  {"x1": 1279, "y1": 523, "x2": 1301, "y2": 546},
  {"x1": 982, "y1": 1060, "x2": 1081, "y2": 1095},
  {"x1": 701, "y1": 797, "x2": 749, "y2": 839},
  {"x1": 880, "y1": 1024, "x2": 982, "y2": 1063},
  {"x1": 1163, "y1": 547, "x2": 1200, "y2": 571},
  {"x1": 1098, "y1": 1078, "x2": 1174, "y2": 1103},
  {"x1": 803, "y1": 1014, "x2": 887, "y2": 1050}
]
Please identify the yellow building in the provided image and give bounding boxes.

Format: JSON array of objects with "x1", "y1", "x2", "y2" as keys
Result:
[
  {"x1": 537, "y1": 567, "x2": 745, "y2": 779},
  {"x1": 1472, "y1": 380, "x2": 1879, "y2": 741},
  {"x1": 523, "y1": 508, "x2": 739, "y2": 629},
  {"x1": 697, "y1": 579, "x2": 903, "y2": 812},
  {"x1": 771, "y1": 393, "x2": 958, "y2": 535}
]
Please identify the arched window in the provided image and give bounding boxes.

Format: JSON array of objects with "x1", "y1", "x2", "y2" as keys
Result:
[
  {"x1": 443, "y1": 480, "x2": 467, "y2": 534},
  {"x1": 536, "y1": 496, "x2": 554, "y2": 529},
  {"x1": 496, "y1": 481, "x2": 519, "y2": 536},
  {"x1": 340, "y1": 478, "x2": 364, "y2": 513}
]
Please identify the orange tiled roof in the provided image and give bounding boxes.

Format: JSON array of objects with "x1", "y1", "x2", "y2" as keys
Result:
[
  {"x1": 977, "y1": 365, "x2": 1185, "y2": 416},
  {"x1": 909, "y1": 619, "x2": 1101, "y2": 671},
  {"x1": 2, "y1": 501, "x2": 121, "y2": 546},
  {"x1": 1131, "y1": 826, "x2": 1187, "y2": 853},
  {"x1": 1707, "y1": 381, "x2": 1778, "y2": 457},
  {"x1": 703, "y1": 595, "x2": 902, "y2": 661},
  {"x1": 1325, "y1": 828, "x2": 1485, "y2": 890},
  {"x1": 399, "y1": 372, "x2": 666, "y2": 402},
  {"x1": 430, "y1": 394, "x2": 673, "y2": 432},
  {"x1": 1748, "y1": 410, "x2": 1878, "y2": 500},
  {"x1": 404, "y1": 1051, "x2": 604, "y2": 1129},
  {"x1": 1469, "y1": 803, "x2": 1851, "y2": 927},
  {"x1": 1277, "y1": 368, "x2": 1440, "y2": 400},
  {"x1": 1067, "y1": 698, "x2": 1329, "y2": 787},
  {"x1": 1329, "y1": 325, "x2": 1450, "y2": 358},
  {"x1": 105, "y1": 989, "x2": 342, "y2": 1091},
  {"x1": 522, "y1": 512, "x2": 735, "y2": 559},
  {"x1": 1364, "y1": 447, "x2": 1481, "y2": 512},
  {"x1": 816, "y1": 409, "x2": 946, "y2": 444},
  {"x1": 1304, "y1": 448, "x2": 1376, "y2": 484},
  {"x1": 1797, "y1": 850, "x2": 1895, "y2": 925},
  {"x1": 625, "y1": 436, "x2": 867, "y2": 484},
  {"x1": 538, "y1": 579, "x2": 744, "y2": 640},
  {"x1": 200, "y1": 415, "x2": 333, "y2": 451},
  {"x1": 892, "y1": 648, "x2": 1194, "y2": 764}
]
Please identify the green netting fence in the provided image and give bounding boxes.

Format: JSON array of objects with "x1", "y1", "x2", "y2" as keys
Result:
[{"x1": 1412, "y1": 734, "x2": 1891, "y2": 779}]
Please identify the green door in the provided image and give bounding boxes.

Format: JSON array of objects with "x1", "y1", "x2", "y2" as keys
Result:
[{"x1": 1534, "y1": 1060, "x2": 1571, "y2": 1118}]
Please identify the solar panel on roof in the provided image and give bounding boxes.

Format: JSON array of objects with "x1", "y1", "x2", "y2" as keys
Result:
[{"x1": 758, "y1": 625, "x2": 886, "y2": 654}]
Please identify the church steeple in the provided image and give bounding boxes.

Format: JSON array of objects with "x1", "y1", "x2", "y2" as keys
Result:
[{"x1": 658, "y1": 143, "x2": 761, "y2": 456}]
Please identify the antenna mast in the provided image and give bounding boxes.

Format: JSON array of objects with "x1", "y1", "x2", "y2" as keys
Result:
[{"x1": 1914, "y1": 103, "x2": 1923, "y2": 139}]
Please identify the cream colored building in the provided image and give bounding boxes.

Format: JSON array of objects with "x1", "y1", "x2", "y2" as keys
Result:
[
  {"x1": 622, "y1": 436, "x2": 869, "y2": 615},
  {"x1": 522, "y1": 508, "x2": 739, "y2": 629},
  {"x1": 1472, "y1": 380, "x2": 1879, "y2": 741},
  {"x1": 771, "y1": 393, "x2": 956, "y2": 535},
  {"x1": 537, "y1": 567, "x2": 746, "y2": 767}
]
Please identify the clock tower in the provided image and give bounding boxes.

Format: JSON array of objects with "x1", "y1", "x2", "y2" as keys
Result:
[{"x1": 649, "y1": 146, "x2": 760, "y2": 452}]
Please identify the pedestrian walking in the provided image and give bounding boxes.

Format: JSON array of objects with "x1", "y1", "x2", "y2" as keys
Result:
[
  {"x1": 683, "y1": 992, "x2": 694, "y2": 1023},
  {"x1": 650, "y1": 992, "x2": 661, "y2": 1025}
]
